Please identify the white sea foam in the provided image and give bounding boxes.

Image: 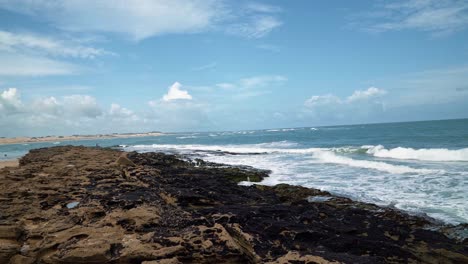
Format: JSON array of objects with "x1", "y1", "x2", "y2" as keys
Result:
[
  {"x1": 312, "y1": 150, "x2": 439, "y2": 174},
  {"x1": 365, "y1": 145, "x2": 468, "y2": 162},
  {"x1": 126, "y1": 142, "x2": 439, "y2": 174},
  {"x1": 176, "y1": 136, "x2": 198, "y2": 139},
  {"x1": 128, "y1": 142, "x2": 309, "y2": 155},
  {"x1": 123, "y1": 142, "x2": 467, "y2": 224}
]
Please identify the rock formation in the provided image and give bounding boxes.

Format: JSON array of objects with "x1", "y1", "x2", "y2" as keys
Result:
[{"x1": 0, "y1": 146, "x2": 466, "y2": 263}]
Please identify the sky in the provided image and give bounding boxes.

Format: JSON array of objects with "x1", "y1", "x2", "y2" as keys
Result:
[{"x1": 0, "y1": 0, "x2": 467, "y2": 136}]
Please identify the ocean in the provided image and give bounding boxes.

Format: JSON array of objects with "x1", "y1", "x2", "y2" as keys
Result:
[{"x1": 1, "y1": 119, "x2": 467, "y2": 224}]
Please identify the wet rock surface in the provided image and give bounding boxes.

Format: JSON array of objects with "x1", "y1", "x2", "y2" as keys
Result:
[{"x1": 0, "y1": 146, "x2": 466, "y2": 263}]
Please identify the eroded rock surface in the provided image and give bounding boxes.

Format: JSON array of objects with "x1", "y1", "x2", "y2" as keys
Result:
[{"x1": 0, "y1": 146, "x2": 466, "y2": 263}]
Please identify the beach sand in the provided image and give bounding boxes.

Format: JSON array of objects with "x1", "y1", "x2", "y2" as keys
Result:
[
  {"x1": 0, "y1": 159, "x2": 19, "y2": 168},
  {"x1": 0, "y1": 132, "x2": 162, "y2": 145}
]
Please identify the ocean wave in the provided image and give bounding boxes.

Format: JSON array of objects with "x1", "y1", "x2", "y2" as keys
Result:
[
  {"x1": 127, "y1": 141, "x2": 306, "y2": 155},
  {"x1": 312, "y1": 150, "x2": 440, "y2": 174},
  {"x1": 125, "y1": 142, "x2": 442, "y2": 174},
  {"x1": 365, "y1": 145, "x2": 468, "y2": 162},
  {"x1": 266, "y1": 128, "x2": 300, "y2": 132},
  {"x1": 176, "y1": 136, "x2": 198, "y2": 139}
]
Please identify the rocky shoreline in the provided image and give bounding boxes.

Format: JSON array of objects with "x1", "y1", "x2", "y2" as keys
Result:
[{"x1": 0, "y1": 146, "x2": 466, "y2": 263}]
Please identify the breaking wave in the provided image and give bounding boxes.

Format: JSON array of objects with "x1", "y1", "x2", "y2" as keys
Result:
[
  {"x1": 312, "y1": 150, "x2": 440, "y2": 174},
  {"x1": 125, "y1": 141, "x2": 439, "y2": 174},
  {"x1": 364, "y1": 145, "x2": 468, "y2": 162}
]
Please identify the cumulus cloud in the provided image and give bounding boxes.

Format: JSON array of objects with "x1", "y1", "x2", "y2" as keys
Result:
[
  {"x1": 0, "y1": 0, "x2": 283, "y2": 40},
  {"x1": 0, "y1": 88, "x2": 22, "y2": 114},
  {"x1": 31, "y1": 96, "x2": 60, "y2": 115},
  {"x1": 162, "y1": 82, "x2": 193, "y2": 101},
  {"x1": 1, "y1": 88, "x2": 103, "y2": 124},
  {"x1": 0, "y1": 88, "x2": 101, "y2": 136},
  {"x1": 62, "y1": 95, "x2": 102, "y2": 118},
  {"x1": 347, "y1": 87, "x2": 387, "y2": 102},
  {"x1": 109, "y1": 103, "x2": 132, "y2": 117},
  {"x1": 0, "y1": 87, "x2": 156, "y2": 136}
]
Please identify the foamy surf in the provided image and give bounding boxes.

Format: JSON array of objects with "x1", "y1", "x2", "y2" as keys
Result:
[
  {"x1": 312, "y1": 150, "x2": 441, "y2": 174},
  {"x1": 365, "y1": 145, "x2": 468, "y2": 162},
  {"x1": 126, "y1": 142, "x2": 440, "y2": 174},
  {"x1": 121, "y1": 126, "x2": 468, "y2": 225}
]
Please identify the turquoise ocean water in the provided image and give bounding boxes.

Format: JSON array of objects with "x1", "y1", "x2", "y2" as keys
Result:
[{"x1": 1, "y1": 119, "x2": 467, "y2": 224}]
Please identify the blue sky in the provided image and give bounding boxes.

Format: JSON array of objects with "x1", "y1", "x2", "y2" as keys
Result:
[{"x1": 0, "y1": 0, "x2": 467, "y2": 136}]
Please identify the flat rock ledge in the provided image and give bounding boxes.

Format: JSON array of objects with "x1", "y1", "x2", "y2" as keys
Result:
[{"x1": 0, "y1": 146, "x2": 466, "y2": 263}]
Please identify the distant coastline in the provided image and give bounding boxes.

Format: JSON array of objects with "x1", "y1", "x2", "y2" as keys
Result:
[{"x1": 0, "y1": 132, "x2": 163, "y2": 145}]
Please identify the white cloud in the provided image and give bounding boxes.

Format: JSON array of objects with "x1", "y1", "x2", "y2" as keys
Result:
[
  {"x1": 0, "y1": 31, "x2": 108, "y2": 77},
  {"x1": 304, "y1": 94, "x2": 341, "y2": 107},
  {"x1": 62, "y1": 95, "x2": 102, "y2": 118},
  {"x1": 31, "y1": 96, "x2": 60, "y2": 115},
  {"x1": 0, "y1": 30, "x2": 110, "y2": 58},
  {"x1": 162, "y1": 82, "x2": 193, "y2": 101},
  {"x1": 303, "y1": 87, "x2": 388, "y2": 122},
  {"x1": 0, "y1": 88, "x2": 100, "y2": 135},
  {"x1": 0, "y1": 0, "x2": 219, "y2": 41},
  {"x1": 0, "y1": 87, "x2": 212, "y2": 136},
  {"x1": 0, "y1": 52, "x2": 80, "y2": 76},
  {"x1": 0, "y1": 88, "x2": 150, "y2": 136},
  {"x1": 109, "y1": 103, "x2": 136, "y2": 119},
  {"x1": 29, "y1": 94, "x2": 103, "y2": 118},
  {"x1": 347, "y1": 87, "x2": 387, "y2": 102},
  {"x1": 305, "y1": 87, "x2": 387, "y2": 107},
  {"x1": 0, "y1": 88, "x2": 22, "y2": 114},
  {"x1": 360, "y1": 0, "x2": 468, "y2": 35},
  {"x1": 0, "y1": 0, "x2": 284, "y2": 40}
]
